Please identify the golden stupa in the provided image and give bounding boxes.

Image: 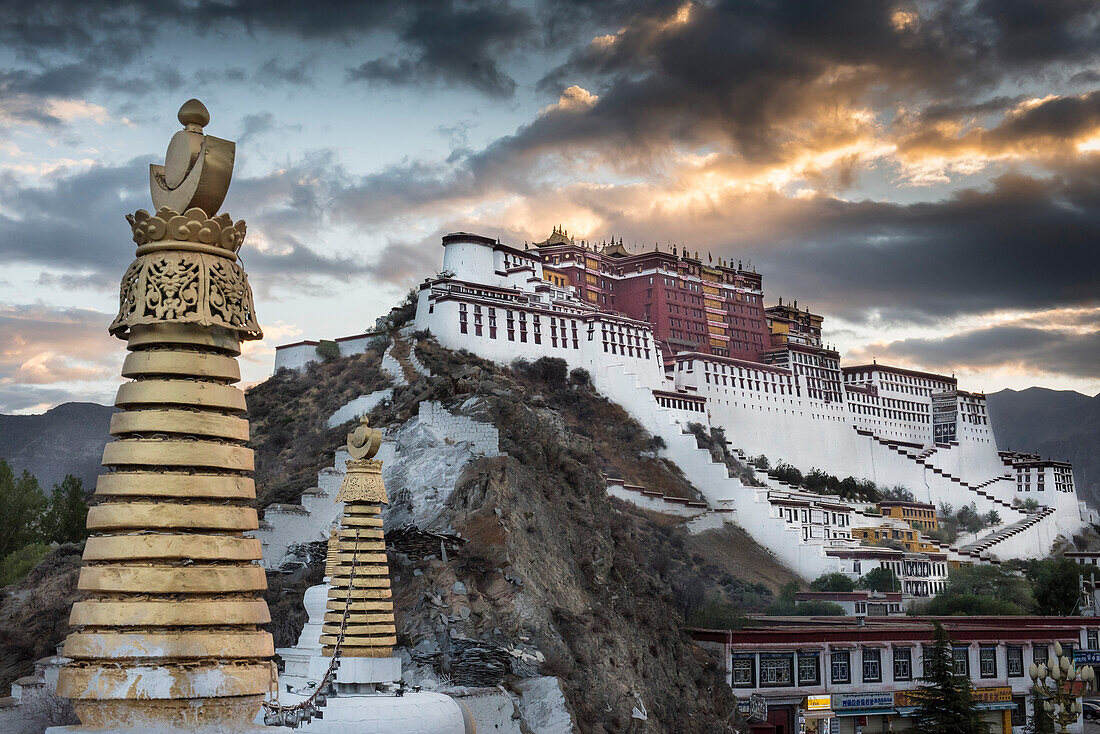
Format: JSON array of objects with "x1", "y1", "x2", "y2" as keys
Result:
[
  {"x1": 54, "y1": 99, "x2": 276, "y2": 731},
  {"x1": 320, "y1": 418, "x2": 397, "y2": 658}
]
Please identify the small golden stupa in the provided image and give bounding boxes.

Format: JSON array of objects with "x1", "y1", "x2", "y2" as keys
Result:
[
  {"x1": 54, "y1": 100, "x2": 275, "y2": 731},
  {"x1": 320, "y1": 418, "x2": 397, "y2": 658}
]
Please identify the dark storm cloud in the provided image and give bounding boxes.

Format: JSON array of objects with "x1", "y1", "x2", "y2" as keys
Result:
[
  {"x1": 530, "y1": 0, "x2": 1100, "y2": 162},
  {"x1": 852, "y1": 326, "x2": 1100, "y2": 380},
  {"x1": 346, "y1": 1, "x2": 532, "y2": 98},
  {"x1": 754, "y1": 166, "x2": 1100, "y2": 324},
  {"x1": 0, "y1": 0, "x2": 536, "y2": 104},
  {"x1": 0, "y1": 157, "x2": 374, "y2": 288}
]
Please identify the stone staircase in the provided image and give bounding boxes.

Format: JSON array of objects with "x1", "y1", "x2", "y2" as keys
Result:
[
  {"x1": 957, "y1": 507, "x2": 1057, "y2": 556},
  {"x1": 859, "y1": 429, "x2": 1021, "y2": 516},
  {"x1": 593, "y1": 362, "x2": 857, "y2": 580},
  {"x1": 852, "y1": 428, "x2": 1063, "y2": 560}
]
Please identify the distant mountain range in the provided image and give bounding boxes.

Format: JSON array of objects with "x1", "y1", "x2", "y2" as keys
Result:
[
  {"x1": 986, "y1": 387, "x2": 1100, "y2": 509},
  {"x1": 0, "y1": 402, "x2": 116, "y2": 492}
]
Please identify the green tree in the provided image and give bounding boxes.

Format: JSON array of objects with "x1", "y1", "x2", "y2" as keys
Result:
[
  {"x1": 912, "y1": 622, "x2": 989, "y2": 734},
  {"x1": 0, "y1": 460, "x2": 47, "y2": 558},
  {"x1": 811, "y1": 572, "x2": 855, "y2": 592},
  {"x1": 858, "y1": 566, "x2": 900, "y2": 592},
  {"x1": 793, "y1": 600, "x2": 845, "y2": 616},
  {"x1": 921, "y1": 593, "x2": 1027, "y2": 616},
  {"x1": 1027, "y1": 557, "x2": 1080, "y2": 616},
  {"x1": 315, "y1": 340, "x2": 339, "y2": 361},
  {"x1": 42, "y1": 475, "x2": 89, "y2": 545}
]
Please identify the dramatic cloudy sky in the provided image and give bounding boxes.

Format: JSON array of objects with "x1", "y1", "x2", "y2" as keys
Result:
[{"x1": 1, "y1": 0, "x2": 1098, "y2": 412}]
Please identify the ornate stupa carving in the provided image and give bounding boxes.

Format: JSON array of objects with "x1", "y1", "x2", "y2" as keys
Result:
[
  {"x1": 320, "y1": 418, "x2": 397, "y2": 658},
  {"x1": 55, "y1": 99, "x2": 276, "y2": 732}
]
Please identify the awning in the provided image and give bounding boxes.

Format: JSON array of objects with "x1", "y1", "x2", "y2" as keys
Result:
[
  {"x1": 894, "y1": 704, "x2": 1014, "y2": 717},
  {"x1": 834, "y1": 708, "x2": 896, "y2": 717},
  {"x1": 802, "y1": 710, "x2": 836, "y2": 720}
]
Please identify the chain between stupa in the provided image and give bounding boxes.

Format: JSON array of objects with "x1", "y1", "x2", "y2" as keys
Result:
[{"x1": 54, "y1": 99, "x2": 277, "y2": 732}]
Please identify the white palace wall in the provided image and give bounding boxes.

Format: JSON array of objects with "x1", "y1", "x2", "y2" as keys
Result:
[{"x1": 400, "y1": 233, "x2": 1086, "y2": 573}]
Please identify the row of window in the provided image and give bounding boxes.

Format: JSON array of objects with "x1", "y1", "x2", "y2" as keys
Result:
[{"x1": 732, "y1": 644, "x2": 1063, "y2": 689}]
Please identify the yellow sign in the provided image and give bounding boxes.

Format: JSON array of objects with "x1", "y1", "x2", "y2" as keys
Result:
[
  {"x1": 806, "y1": 695, "x2": 831, "y2": 711},
  {"x1": 973, "y1": 686, "x2": 1012, "y2": 703},
  {"x1": 896, "y1": 686, "x2": 1011, "y2": 708}
]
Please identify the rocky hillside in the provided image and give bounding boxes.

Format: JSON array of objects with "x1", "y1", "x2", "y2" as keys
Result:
[
  {"x1": 0, "y1": 403, "x2": 115, "y2": 491},
  {"x1": 987, "y1": 387, "x2": 1100, "y2": 508},
  {"x1": 0, "y1": 337, "x2": 803, "y2": 731},
  {"x1": 245, "y1": 337, "x2": 801, "y2": 733}
]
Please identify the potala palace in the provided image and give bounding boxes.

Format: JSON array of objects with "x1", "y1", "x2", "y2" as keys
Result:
[{"x1": 275, "y1": 228, "x2": 1094, "y2": 602}]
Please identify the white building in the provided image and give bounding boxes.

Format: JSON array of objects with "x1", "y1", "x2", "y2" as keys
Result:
[{"x1": 284, "y1": 230, "x2": 1089, "y2": 581}]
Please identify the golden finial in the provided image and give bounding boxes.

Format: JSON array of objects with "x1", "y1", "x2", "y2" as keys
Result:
[
  {"x1": 347, "y1": 416, "x2": 383, "y2": 461},
  {"x1": 150, "y1": 98, "x2": 235, "y2": 216}
]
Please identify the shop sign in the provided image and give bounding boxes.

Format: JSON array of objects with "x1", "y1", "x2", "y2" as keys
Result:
[
  {"x1": 748, "y1": 693, "x2": 767, "y2": 722},
  {"x1": 972, "y1": 686, "x2": 1012, "y2": 704},
  {"x1": 894, "y1": 690, "x2": 920, "y2": 708},
  {"x1": 832, "y1": 692, "x2": 894, "y2": 712},
  {"x1": 737, "y1": 694, "x2": 768, "y2": 723},
  {"x1": 896, "y1": 686, "x2": 1011, "y2": 707},
  {"x1": 1074, "y1": 649, "x2": 1100, "y2": 665},
  {"x1": 806, "y1": 695, "x2": 832, "y2": 711}
]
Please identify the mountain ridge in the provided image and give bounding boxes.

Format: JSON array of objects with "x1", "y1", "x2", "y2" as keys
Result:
[
  {"x1": 0, "y1": 402, "x2": 116, "y2": 492},
  {"x1": 986, "y1": 386, "x2": 1100, "y2": 509}
]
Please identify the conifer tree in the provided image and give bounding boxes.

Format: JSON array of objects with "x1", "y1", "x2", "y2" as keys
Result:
[
  {"x1": 0, "y1": 460, "x2": 47, "y2": 558},
  {"x1": 43, "y1": 475, "x2": 89, "y2": 545},
  {"x1": 912, "y1": 622, "x2": 988, "y2": 734}
]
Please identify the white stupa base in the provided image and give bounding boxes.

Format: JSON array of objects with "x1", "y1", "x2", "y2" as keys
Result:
[
  {"x1": 255, "y1": 691, "x2": 471, "y2": 734},
  {"x1": 47, "y1": 725, "x2": 289, "y2": 733}
]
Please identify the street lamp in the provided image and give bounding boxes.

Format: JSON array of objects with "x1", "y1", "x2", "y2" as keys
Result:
[{"x1": 1028, "y1": 641, "x2": 1096, "y2": 733}]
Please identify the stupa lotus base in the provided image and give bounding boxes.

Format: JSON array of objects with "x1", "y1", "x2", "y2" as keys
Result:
[{"x1": 46, "y1": 695, "x2": 288, "y2": 733}]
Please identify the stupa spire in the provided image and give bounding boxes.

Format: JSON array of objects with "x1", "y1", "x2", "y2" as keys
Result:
[
  {"x1": 55, "y1": 100, "x2": 274, "y2": 732},
  {"x1": 320, "y1": 417, "x2": 396, "y2": 658}
]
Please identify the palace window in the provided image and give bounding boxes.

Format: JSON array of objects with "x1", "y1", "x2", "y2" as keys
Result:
[
  {"x1": 893, "y1": 647, "x2": 912, "y2": 681},
  {"x1": 953, "y1": 646, "x2": 970, "y2": 676},
  {"x1": 1007, "y1": 647, "x2": 1024, "y2": 677},
  {"x1": 732, "y1": 655, "x2": 755, "y2": 688},
  {"x1": 760, "y1": 654, "x2": 794, "y2": 687},
  {"x1": 798, "y1": 653, "x2": 820, "y2": 686},
  {"x1": 862, "y1": 649, "x2": 882, "y2": 683},
  {"x1": 459, "y1": 303, "x2": 468, "y2": 334},
  {"x1": 979, "y1": 647, "x2": 997, "y2": 678},
  {"x1": 1089, "y1": 630, "x2": 1099, "y2": 650},
  {"x1": 830, "y1": 651, "x2": 851, "y2": 684}
]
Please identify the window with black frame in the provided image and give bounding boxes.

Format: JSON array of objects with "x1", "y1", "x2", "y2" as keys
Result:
[
  {"x1": 979, "y1": 647, "x2": 997, "y2": 678},
  {"x1": 830, "y1": 650, "x2": 851, "y2": 684},
  {"x1": 1088, "y1": 629, "x2": 1099, "y2": 650},
  {"x1": 862, "y1": 648, "x2": 882, "y2": 683},
  {"x1": 732, "y1": 654, "x2": 755, "y2": 688},
  {"x1": 1033, "y1": 644, "x2": 1048, "y2": 666},
  {"x1": 893, "y1": 647, "x2": 912, "y2": 681},
  {"x1": 760, "y1": 654, "x2": 794, "y2": 687},
  {"x1": 1007, "y1": 646, "x2": 1024, "y2": 678},
  {"x1": 798, "y1": 652, "x2": 820, "y2": 686},
  {"x1": 952, "y1": 646, "x2": 970, "y2": 676},
  {"x1": 1011, "y1": 696, "x2": 1027, "y2": 727}
]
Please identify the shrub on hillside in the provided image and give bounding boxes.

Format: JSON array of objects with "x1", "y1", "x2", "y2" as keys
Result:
[
  {"x1": 811, "y1": 572, "x2": 855, "y2": 592},
  {"x1": 0, "y1": 542, "x2": 51, "y2": 587},
  {"x1": 315, "y1": 340, "x2": 339, "y2": 361}
]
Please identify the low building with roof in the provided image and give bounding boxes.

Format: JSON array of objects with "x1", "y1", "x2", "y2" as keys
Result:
[{"x1": 690, "y1": 615, "x2": 1100, "y2": 734}]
